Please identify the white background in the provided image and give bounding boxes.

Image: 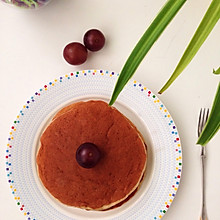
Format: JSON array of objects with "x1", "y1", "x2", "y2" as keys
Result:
[{"x1": 0, "y1": 0, "x2": 219, "y2": 219}]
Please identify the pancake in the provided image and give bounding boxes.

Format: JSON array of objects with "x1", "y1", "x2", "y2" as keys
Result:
[{"x1": 36, "y1": 100, "x2": 147, "y2": 210}]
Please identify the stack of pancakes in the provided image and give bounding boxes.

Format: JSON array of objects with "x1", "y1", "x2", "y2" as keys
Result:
[{"x1": 37, "y1": 100, "x2": 147, "y2": 210}]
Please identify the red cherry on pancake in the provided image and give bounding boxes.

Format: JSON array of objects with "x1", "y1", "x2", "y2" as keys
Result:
[{"x1": 76, "y1": 143, "x2": 101, "y2": 168}]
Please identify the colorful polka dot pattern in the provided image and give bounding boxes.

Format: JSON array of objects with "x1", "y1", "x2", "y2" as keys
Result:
[
  {"x1": 6, "y1": 70, "x2": 182, "y2": 220},
  {"x1": 133, "y1": 80, "x2": 182, "y2": 219}
]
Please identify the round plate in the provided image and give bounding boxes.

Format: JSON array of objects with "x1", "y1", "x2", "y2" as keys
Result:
[{"x1": 6, "y1": 70, "x2": 182, "y2": 220}]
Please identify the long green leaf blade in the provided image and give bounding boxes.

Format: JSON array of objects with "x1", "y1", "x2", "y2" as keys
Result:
[
  {"x1": 197, "y1": 82, "x2": 220, "y2": 146},
  {"x1": 109, "y1": 0, "x2": 186, "y2": 105},
  {"x1": 159, "y1": 0, "x2": 220, "y2": 94}
]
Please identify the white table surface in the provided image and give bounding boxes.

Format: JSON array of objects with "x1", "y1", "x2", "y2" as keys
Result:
[{"x1": 0, "y1": 0, "x2": 219, "y2": 219}]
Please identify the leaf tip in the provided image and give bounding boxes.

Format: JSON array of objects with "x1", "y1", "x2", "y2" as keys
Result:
[
  {"x1": 213, "y1": 67, "x2": 220, "y2": 75},
  {"x1": 108, "y1": 96, "x2": 115, "y2": 106},
  {"x1": 158, "y1": 86, "x2": 166, "y2": 94}
]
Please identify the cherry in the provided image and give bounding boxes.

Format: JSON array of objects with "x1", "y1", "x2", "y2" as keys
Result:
[
  {"x1": 76, "y1": 143, "x2": 101, "y2": 168},
  {"x1": 63, "y1": 42, "x2": 88, "y2": 65},
  {"x1": 83, "y1": 29, "x2": 105, "y2": 52}
]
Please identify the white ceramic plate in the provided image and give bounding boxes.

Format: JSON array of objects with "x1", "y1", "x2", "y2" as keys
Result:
[{"x1": 6, "y1": 69, "x2": 182, "y2": 220}]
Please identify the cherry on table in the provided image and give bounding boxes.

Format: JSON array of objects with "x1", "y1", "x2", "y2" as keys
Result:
[
  {"x1": 83, "y1": 29, "x2": 105, "y2": 52},
  {"x1": 63, "y1": 42, "x2": 88, "y2": 65}
]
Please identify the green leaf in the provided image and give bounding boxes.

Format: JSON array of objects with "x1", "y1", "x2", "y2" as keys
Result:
[
  {"x1": 213, "y1": 67, "x2": 220, "y2": 74},
  {"x1": 109, "y1": 0, "x2": 186, "y2": 105},
  {"x1": 159, "y1": 0, "x2": 220, "y2": 94},
  {"x1": 197, "y1": 82, "x2": 220, "y2": 146}
]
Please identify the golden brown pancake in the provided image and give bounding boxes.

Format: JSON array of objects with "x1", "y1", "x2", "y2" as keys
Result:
[{"x1": 36, "y1": 100, "x2": 147, "y2": 210}]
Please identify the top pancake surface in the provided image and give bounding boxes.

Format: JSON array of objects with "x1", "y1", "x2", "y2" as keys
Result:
[{"x1": 37, "y1": 100, "x2": 147, "y2": 210}]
